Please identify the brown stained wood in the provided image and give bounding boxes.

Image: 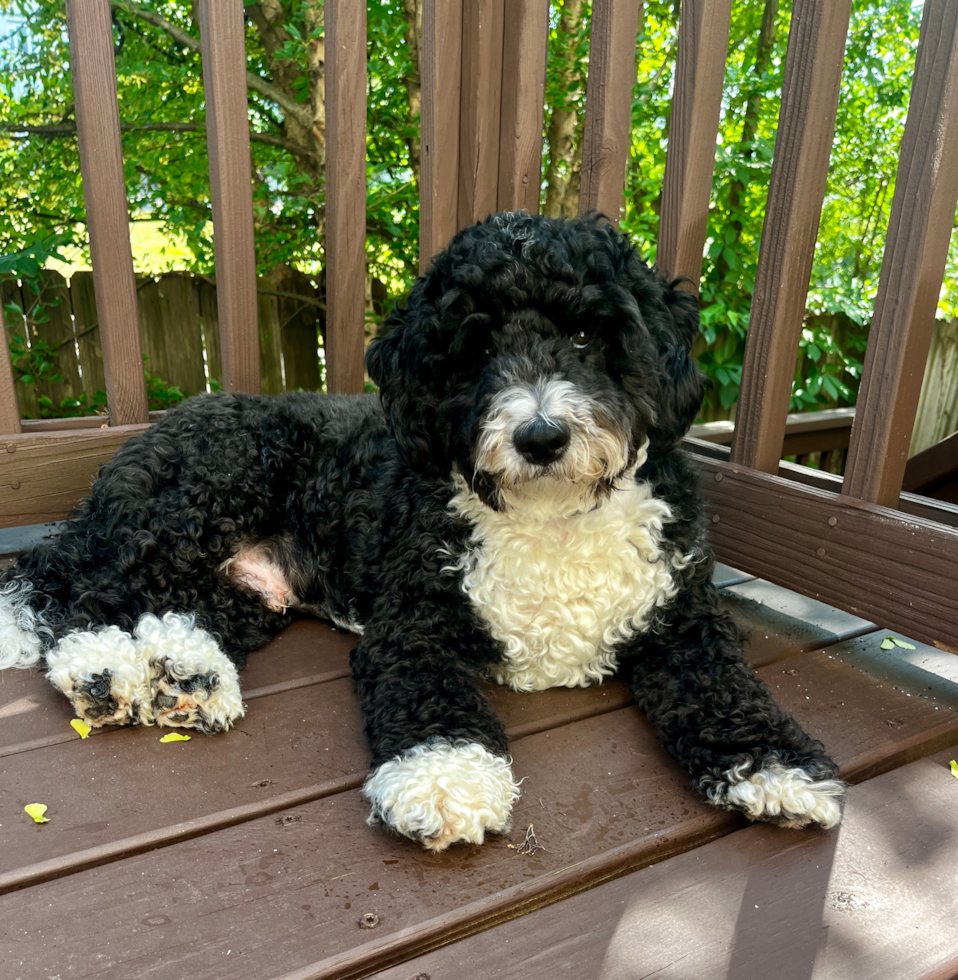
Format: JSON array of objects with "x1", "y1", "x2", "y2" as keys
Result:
[
  {"x1": 578, "y1": 0, "x2": 642, "y2": 224},
  {"x1": 691, "y1": 449, "x2": 958, "y2": 651},
  {"x1": 497, "y1": 0, "x2": 548, "y2": 213},
  {"x1": 197, "y1": 0, "x2": 261, "y2": 395},
  {"x1": 325, "y1": 0, "x2": 368, "y2": 395},
  {"x1": 458, "y1": 0, "x2": 505, "y2": 228},
  {"x1": 0, "y1": 424, "x2": 150, "y2": 528},
  {"x1": 65, "y1": 0, "x2": 149, "y2": 426},
  {"x1": 902, "y1": 429, "x2": 958, "y2": 493},
  {"x1": 420, "y1": 0, "x2": 463, "y2": 271},
  {"x1": 372, "y1": 759, "x2": 958, "y2": 980},
  {"x1": 844, "y1": 0, "x2": 958, "y2": 506},
  {"x1": 137, "y1": 274, "x2": 207, "y2": 397},
  {"x1": 730, "y1": 0, "x2": 852, "y2": 473},
  {"x1": 0, "y1": 303, "x2": 21, "y2": 434},
  {"x1": 68, "y1": 270, "x2": 107, "y2": 400},
  {"x1": 657, "y1": 0, "x2": 733, "y2": 286}
]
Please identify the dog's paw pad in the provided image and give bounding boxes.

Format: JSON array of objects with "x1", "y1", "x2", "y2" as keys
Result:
[
  {"x1": 363, "y1": 741, "x2": 520, "y2": 852},
  {"x1": 715, "y1": 760, "x2": 844, "y2": 830},
  {"x1": 45, "y1": 627, "x2": 153, "y2": 727},
  {"x1": 135, "y1": 612, "x2": 244, "y2": 734}
]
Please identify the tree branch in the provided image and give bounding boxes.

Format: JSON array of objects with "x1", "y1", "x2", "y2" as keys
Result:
[
  {"x1": 108, "y1": 1, "x2": 313, "y2": 129},
  {"x1": 0, "y1": 121, "x2": 318, "y2": 162}
]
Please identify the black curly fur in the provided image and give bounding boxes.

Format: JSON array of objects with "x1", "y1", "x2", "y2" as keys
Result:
[{"x1": 4, "y1": 211, "x2": 837, "y2": 810}]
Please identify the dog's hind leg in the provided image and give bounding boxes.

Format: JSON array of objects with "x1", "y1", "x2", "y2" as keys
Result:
[{"x1": 353, "y1": 601, "x2": 520, "y2": 852}]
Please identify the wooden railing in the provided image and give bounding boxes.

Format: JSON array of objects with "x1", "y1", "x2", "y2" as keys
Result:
[{"x1": 0, "y1": 0, "x2": 956, "y2": 647}]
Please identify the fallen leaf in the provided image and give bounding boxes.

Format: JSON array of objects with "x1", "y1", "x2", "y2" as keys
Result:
[
  {"x1": 891, "y1": 637, "x2": 916, "y2": 650},
  {"x1": 24, "y1": 803, "x2": 50, "y2": 823},
  {"x1": 880, "y1": 637, "x2": 895, "y2": 650},
  {"x1": 951, "y1": 760, "x2": 958, "y2": 779},
  {"x1": 70, "y1": 719, "x2": 92, "y2": 739},
  {"x1": 160, "y1": 732, "x2": 191, "y2": 743}
]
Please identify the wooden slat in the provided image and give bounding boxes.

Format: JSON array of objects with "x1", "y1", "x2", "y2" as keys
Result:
[
  {"x1": 419, "y1": 0, "x2": 463, "y2": 271},
  {"x1": 197, "y1": 0, "x2": 261, "y2": 395},
  {"x1": 65, "y1": 0, "x2": 149, "y2": 426},
  {"x1": 0, "y1": 303, "x2": 21, "y2": 435},
  {"x1": 458, "y1": 0, "x2": 505, "y2": 228},
  {"x1": 843, "y1": 0, "x2": 958, "y2": 506},
  {"x1": 730, "y1": 0, "x2": 852, "y2": 473},
  {"x1": 374, "y1": 758, "x2": 958, "y2": 980},
  {"x1": 578, "y1": 0, "x2": 642, "y2": 223},
  {"x1": 0, "y1": 425, "x2": 150, "y2": 528},
  {"x1": 692, "y1": 449, "x2": 958, "y2": 650},
  {"x1": 903, "y1": 429, "x2": 958, "y2": 493},
  {"x1": 325, "y1": 0, "x2": 368, "y2": 395},
  {"x1": 497, "y1": 0, "x2": 549, "y2": 213},
  {"x1": 657, "y1": 0, "x2": 733, "y2": 286}
]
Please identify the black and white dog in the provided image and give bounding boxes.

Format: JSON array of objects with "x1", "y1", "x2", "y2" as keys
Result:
[{"x1": 0, "y1": 212, "x2": 843, "y2": 850}]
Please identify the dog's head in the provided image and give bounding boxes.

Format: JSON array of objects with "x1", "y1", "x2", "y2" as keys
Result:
[{"x1": 366, "y1": 211, "x2": 705, "y2": 514}]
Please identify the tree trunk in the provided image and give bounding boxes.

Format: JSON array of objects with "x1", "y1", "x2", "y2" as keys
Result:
[{"x1": 543, "y1": 0, "x2": 585, "y2": 219}]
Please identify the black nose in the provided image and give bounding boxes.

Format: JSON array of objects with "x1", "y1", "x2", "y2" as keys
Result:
[{"x1": 513, "y1": 418, "x2": 571, "y2": 466}]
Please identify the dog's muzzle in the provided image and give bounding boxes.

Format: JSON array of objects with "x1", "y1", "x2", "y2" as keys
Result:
[{"x1": 513, "y1": 417, "x2": 571, "y2": 466}]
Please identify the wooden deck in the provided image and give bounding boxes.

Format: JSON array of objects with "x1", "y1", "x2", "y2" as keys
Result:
[{"x1": 2, "y1": 563, "x2": 957, "y2": 980}]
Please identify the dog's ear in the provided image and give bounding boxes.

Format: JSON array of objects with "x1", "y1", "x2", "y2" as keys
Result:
[
  {"x1": 365, "y1": 301, "x2": 448, "y2": 475},
  {"x1": 648, "y1": 282, "x2": 707, "y2": 453}
]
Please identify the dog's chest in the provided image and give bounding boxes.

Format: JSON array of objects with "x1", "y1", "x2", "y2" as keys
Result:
[{"x1": 453, "y1": 484, "x2": 678, "y2": 691}]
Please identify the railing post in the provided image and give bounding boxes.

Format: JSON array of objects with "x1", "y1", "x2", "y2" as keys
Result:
[
  {"x1": 325, "y1": 0, "x2": 368, "y2": 395},
  {"x1": 66, "y1": 0, "x2": 149, "y2": 425},
  {"x1": 198, "y1": 0, "x2": 261, "y2": 395}
]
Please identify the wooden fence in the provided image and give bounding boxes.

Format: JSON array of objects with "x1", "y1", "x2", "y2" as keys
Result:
[{"x1": 0, "y1": 0, "x2": 956, "y2": 649}]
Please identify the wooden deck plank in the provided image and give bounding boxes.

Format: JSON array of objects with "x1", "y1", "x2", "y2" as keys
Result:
[{"x1": 370, "y1": 757, "x2": 958, "y2": 980}]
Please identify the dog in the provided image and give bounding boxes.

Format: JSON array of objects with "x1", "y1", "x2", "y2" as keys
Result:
[{"x1": 0, "y1": 211, "x2": 844, "y2": 850}]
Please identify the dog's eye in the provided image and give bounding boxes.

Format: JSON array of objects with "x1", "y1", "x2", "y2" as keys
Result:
[{"x1": 571, "y1": 330, "x2": 591, "y2": 349}]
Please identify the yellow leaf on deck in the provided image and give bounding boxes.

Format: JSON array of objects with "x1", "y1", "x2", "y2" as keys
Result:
[
  {"x1": 160, "y1": 732, "x2": 191, "y2": 743},
  {"x1": 70, "y1": 719, "x2": 92, "y2": 739},
  {"x1": 950, "y1": 760, "x2": 958, "y2": 779},
  {"x1": 24, "y1": 803, "x2": 50, "y2": 823}
]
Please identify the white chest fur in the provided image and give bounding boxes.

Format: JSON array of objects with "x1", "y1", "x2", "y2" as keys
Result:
[{"x1": 450, "y1": 481, "x2": 682, "y2": 691}]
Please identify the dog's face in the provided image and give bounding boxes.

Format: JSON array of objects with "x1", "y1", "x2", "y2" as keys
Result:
[{"x1": 366, "y1": 212, "x2": 705, "y2": 514}]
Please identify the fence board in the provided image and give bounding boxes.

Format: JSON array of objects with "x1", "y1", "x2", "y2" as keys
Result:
[
  {"x1": 69, "y1": 271, "x2": 107, "y2": 402},
  {"x1": 420, "y1": 0, "x2": 463, "y2": 271},
  {"x1": 256, "y1": 289, "x2": 284, "y2": 397},
  {"x1": 138, "y1": 274, "x2": 206, "y2": 397},
  {"x1": 197, "y1": 0, "x2": 260, "y2": 395},
  {"x1": 497, "y1": 0, "x2": 548, "y2": 214},
  {"x1": 325, "y1": 0, "x2": 368, "y2": 395},
  {"x1": 730, "y1": 0, "x2": 852, "y2": 474},
  {"x1": 458, "y1": 0, "x2": 505, "y2": 228},
  {"x1": 0, "y1": 280, "x2": 37, "y2": 420},
  {"x1": 657, "y1": 0, "x2": 733, "y2": 286},
  {"x1": 843, "y1": 0, "x2": 958, "y2": 506},
  {"x1": 0, "y1": 303, "x2": 21, "y2": 435},
  {"x1": 578, "y1": 0, "x2": 642, "y2": 224},
  {"x1": 272, "y1": 268, "x2": 322, "y2": 394},
  {"x1": 196, "y1": 276, "x2": 222, "y2": 386},
  {"x1": 32, "y1": 271, "x2": 82, "y2": 412},
  {"x1": 65, "y1": 0, "x2": 149, "y2": 426}
]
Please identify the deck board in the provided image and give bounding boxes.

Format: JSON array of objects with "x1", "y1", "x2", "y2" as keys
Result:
[
  {"x1": 370, "y1": 755, "x2": 958, "y2": 980},
  {"x1": 0, "y1": 572, "x2": 953, "y2": 979}
]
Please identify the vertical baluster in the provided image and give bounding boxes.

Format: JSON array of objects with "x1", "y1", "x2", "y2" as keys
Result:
[
  {"x1": 198, "y1": 0, "x2": 260, "y2": 395},
  {"x1": 730, "y1": 0, "x2": 852, "y2": 473},
  {"x1": 66, "y1": 0, "x2": 149, "y2": 425},
  {"x1": 325, "y1": 0, "x2": 368, "y2": 395},
  {"x1": 578, "y1": 0, "x2": 642, "y2": 225},
  {"x1": 421, "y1": 0, "x2": 464, "y2": 272},
  {"x1": 657, "y1": 0, "x2": 733, "y2": 288},
  {"x1": 843, "y1": 0, "x2": 958, "y2": 506},
  {"x1": 497, "y1": 0, "x2": 549, "y2": 214}
]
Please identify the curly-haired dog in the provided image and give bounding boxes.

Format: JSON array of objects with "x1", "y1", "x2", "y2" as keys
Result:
[{"x1": 0, "y1": 212, "x2": 844, "y2": 850}]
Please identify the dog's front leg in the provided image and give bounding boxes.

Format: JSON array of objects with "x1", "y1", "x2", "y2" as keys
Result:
[
  {"x1": 628, "y1": 586, "x2": 844, "y2": 830},
  {"x1": 351, "y1": 603, "x2": 519, "y2": 851}
]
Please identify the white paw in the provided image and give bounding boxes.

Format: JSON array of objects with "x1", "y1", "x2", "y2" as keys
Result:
[
  {"x1": 0, "y1": 579, "x2": 53, "y2": 670},
  {"x1": 135, "y1": 612, "x2": 245, "y2": 734},
  {"x1": 363, "y1": 740, "x2": 519, "y2": 851},
  {"x1": 364, "y1": 740, "x2": 520, "y2": 852},
  {"x1": 46, "y1": 625, "x2": 155, "y2": 727},
  {"x1": 716, "y1": 760, "x2": 844, "y2": 829}
]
